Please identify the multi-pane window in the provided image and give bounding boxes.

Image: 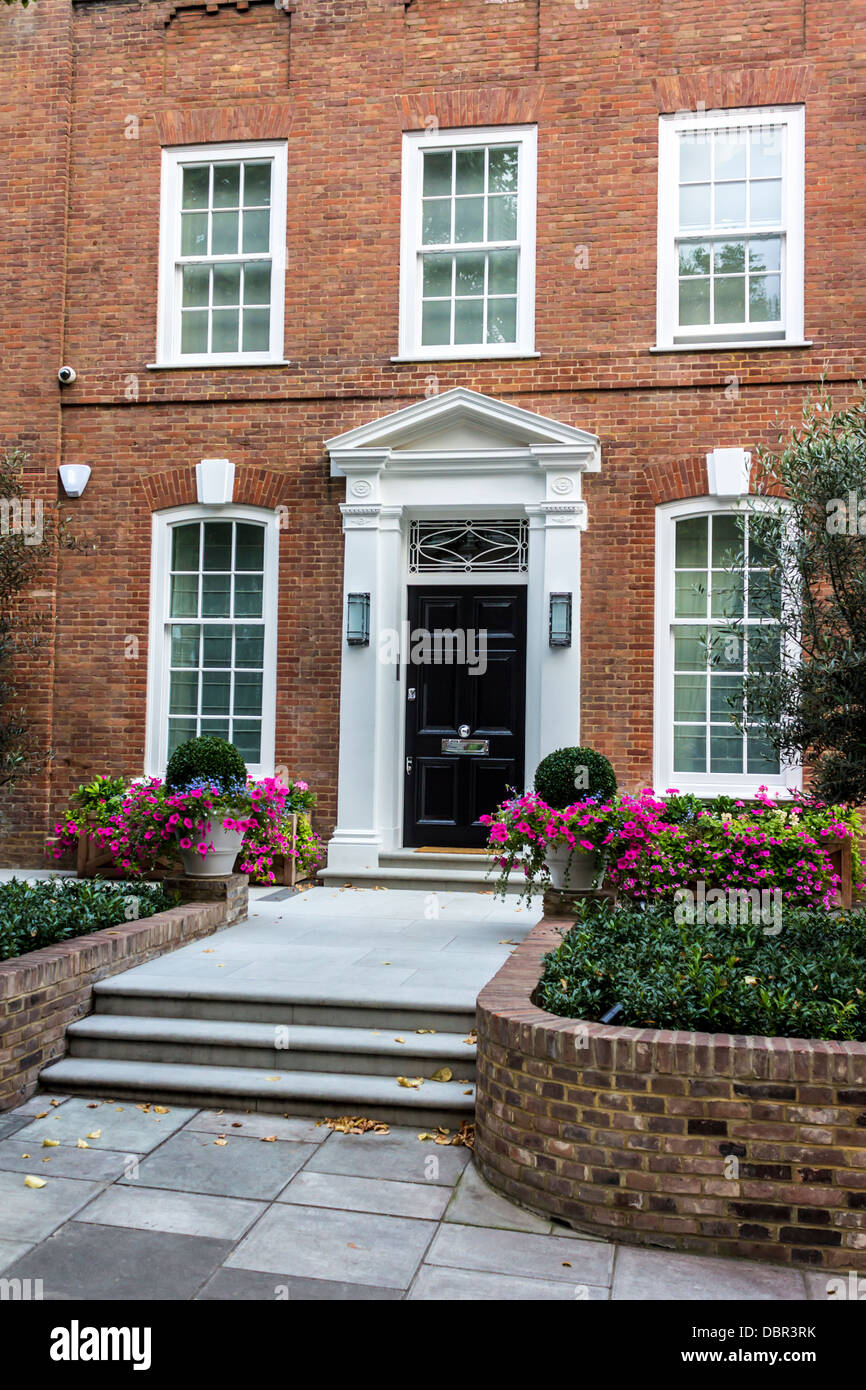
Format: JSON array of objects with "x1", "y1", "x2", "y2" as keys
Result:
[
  {"x1": 656, "y1": 108, "x2": 804, "y2": 349},
  {"x1": 166, "y1": 520, "x2": 267, "y2": 764},
  {"x1": 399, "y1": 126, "x2": 536, "y2": 358},
  {"x1": 156, "y1": 141, "x2": 287, "y2": 366},
  {"x1": 670, "y1": 513, "x2": 782, "y2": 780}
]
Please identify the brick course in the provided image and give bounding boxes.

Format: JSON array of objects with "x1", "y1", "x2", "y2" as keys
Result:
[{"x1": 475, "y1": 918, "x2": 866, "y2": 1272}]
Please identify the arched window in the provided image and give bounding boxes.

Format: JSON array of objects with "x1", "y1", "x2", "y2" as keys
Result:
[
  {"x1": 654, "y1": 498, "x2": 798, "y2": 796},
  {"x1": 146, "y1": 506, "x2": 279, "y2": 777}
]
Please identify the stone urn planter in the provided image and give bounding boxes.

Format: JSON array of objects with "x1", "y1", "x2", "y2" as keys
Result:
[
  {"x1": 544, "y1": 843, "x2": 599, "y2": 892},
  {"x1": 178, "y1": 816, "x2": 246, "y2": 878}
]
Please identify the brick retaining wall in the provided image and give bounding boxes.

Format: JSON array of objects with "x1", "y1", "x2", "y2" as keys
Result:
[
  {"x1": 0, "y1": 891, "x2": 241, "y2": 1110},
  {"x1": 475, "y1": 918, "x2": 866, "y2": 1273}
]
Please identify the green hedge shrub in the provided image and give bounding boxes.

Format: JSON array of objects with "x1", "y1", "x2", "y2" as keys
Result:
[
  {"x1": 0, "y1": 879, "x2": 175, "y2": 962},
  {"x1": 537, "y1": 900, "x2": 866, "y2": 1040},
  {"x1": 164, "y1": 735, "x2": 247, "y2": 795},
  {"x1": 534, "y1": 746, "x2": 617, "y2": 810}
]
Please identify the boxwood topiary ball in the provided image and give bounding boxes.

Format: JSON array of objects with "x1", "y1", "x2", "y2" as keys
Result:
[
  {"x1": 534, "y1": 746, "x2": 617, "y2": 810},
  {"x1": 165, "y1": 735, "x2": 248, "y2": 795}
]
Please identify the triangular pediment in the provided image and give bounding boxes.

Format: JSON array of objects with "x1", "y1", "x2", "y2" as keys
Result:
[{"x1": 326, "y1": 387, "x2": 600, "y2": 470}]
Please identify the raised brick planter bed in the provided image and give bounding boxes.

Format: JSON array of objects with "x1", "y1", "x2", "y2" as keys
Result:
[
  {"x1": 0, "y1": 878, "x2": 247, "y2": 1111},
  {"x1": 475, "y1": 917, "x2": 866, "y2": 1273}
]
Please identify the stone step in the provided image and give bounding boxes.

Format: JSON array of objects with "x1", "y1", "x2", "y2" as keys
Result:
[
  {"x1": 92, "y1": 976, "x2": 477, "y2": 1033},
  {"x1": 67, "y1": 1014, "x2": 477, "y2": 1079},
  {"x1": 39, "y1": 1057, "x2": 476, "y2": 1128},
  {"x1": 318, "y1": 861, "x2": 519, "y2": 893}
]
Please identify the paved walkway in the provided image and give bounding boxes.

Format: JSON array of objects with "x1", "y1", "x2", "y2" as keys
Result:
[{"x1": 0, "y1": 1093, "x2": 826, "y2": 1300}]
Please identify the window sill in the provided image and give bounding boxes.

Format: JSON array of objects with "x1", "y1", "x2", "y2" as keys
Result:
[
  {"x1": 391, "y1": 350, "x2": 541, "y2": 363},
  {"x1": 146, "y1": 360, "x2": 291, "y2": 371},
  {"x1": 650, "y1": 341, "x2": 812, "y2": 354}
]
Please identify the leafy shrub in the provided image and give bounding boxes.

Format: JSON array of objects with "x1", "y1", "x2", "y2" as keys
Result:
[
  {"x1": 164, "y1": 736, "x2": 247, "y2": 797},
  {"x1": 534, "y1": 746, "x2": 617, "y2": 810},
  {"x1": 537, "y1": 899, "x2": 866, "y2": 1040},
  {"x1": 0, "y1": 878, "x2": 175, "y2": 962}
]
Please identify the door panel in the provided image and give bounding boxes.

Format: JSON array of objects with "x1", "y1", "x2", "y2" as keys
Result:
[{"x1": 403, "y1": 585, "x2": 527, "y2": 848}]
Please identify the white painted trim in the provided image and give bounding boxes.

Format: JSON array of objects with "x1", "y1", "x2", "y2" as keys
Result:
[
  {"x1": 653, "y1": 495, "x2": 801, "y2": 798},
  {"x1": 144, "y1": 503, "x2": 279, "y2": 779},
  {"x1": 656, "y1": 106, "x2": 805, "y2": 350},
  {"x1": 155, "y1": 140, "x2": 288, "y2": 368},
  {"x1": 398, "y1": 125, "x2": 537, "y2": 360}
]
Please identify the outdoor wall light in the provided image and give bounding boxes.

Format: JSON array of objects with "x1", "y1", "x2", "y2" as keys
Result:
[
  {"x1": 549, "y1": 592, "x2": 572, "y2": 647},
  {"x1": 58, "y1": 464, "x2": 91, "y2": 498},
  {"x1": 346, "y1": 592, "x2": 371, "y2": 646}
]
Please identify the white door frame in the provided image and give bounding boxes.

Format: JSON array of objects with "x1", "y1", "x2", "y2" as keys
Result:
[{"x1": 324, "y1": 388, "x2": 601, "y2": 876}]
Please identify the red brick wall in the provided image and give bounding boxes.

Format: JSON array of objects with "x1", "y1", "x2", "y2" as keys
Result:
[
  {"x1": 0, "y1": 0, "x2": 863, "y2": 859},
  {"x1": 476, "y1": 919, "x2": 866, "y2": 1273}
]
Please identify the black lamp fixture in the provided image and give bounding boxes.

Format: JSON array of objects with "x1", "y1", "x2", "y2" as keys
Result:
[
  {"x1": 549, "y1": 592, "x2": 572, "y2": 647},
  {"x1": 346, "y1": 592, "x2": 371, "y2": 646}
]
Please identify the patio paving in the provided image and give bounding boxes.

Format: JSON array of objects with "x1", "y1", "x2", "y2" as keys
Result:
[{"x1": 0, "y1": 1093, "x2": 821, "y2": 1300}]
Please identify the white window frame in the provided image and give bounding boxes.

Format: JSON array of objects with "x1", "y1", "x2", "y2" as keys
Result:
[
  {"x1": 653, "y1": 495, "x2": 801, "y2": 798},
  {"x1": 397, "y1": 124, "x2": 537, "y2": 361},
  {"x1": 154, "y1": 141, "x2": 288, "y2": 368},
  {"x1": 655, "y1": 106, "x2": 805, "y2": 351},
  {"x1": 145, "y1": 504, "x2": 279, "y2": 778}
]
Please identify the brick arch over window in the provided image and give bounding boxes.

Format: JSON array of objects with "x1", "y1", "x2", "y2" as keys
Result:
[
  {"x1": 644, "y1": 456, "x2": 712, "y2": 505},
  {"x1": 153, "y1": 102, "x2": 292, "y2": 148},
  {"x1": 140, "y1": 465, "x2": 287, "y2": 513},
  {"x1": 652, "y1": 62, "x2": 813, "y2": 114},
  {"x1": 395, "y1": 85, "x2": 544, "y2": 132}
]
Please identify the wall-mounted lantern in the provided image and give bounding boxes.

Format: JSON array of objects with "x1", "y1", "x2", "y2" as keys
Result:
[
  {"x1": 58, "y1": 464, "x2": 91, "y2": 498},
  {"x1": 549, "y1": 592, "x2": 572, "y2": 647},
  {"x1": 346, "y1": 592, "x2": 371, "y2": 646}
]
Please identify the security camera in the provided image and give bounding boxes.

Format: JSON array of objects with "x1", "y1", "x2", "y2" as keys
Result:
[{"x1": 58, "y1": 366, "x2": 77, "y2": 385}]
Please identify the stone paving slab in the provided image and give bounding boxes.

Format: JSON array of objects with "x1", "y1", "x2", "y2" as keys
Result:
[
  {"x1": 79, "y1": 1184, "x2": 264, "y2": 1241},
  {"x1": 611, "y1": 1246, "x2": 808, "y2": 1301},
  {"x1": 184, "y1": 1110, "x2": 325, "y2": 1143},
  {"x1": 11, "y1": 1097, "x2": 197, "y2": 1153},
  {"x1": 226, "y1": 1203, "x2": 436, "y2": 1289},
  {"x1": 442, "y1": 1161, "x2": 554, "y2": 1234},
  {"x1": 0, "y1": 1169, "x2": 106, "y2": 1244},
  {"x1": 305, "y1": 1127, "x2": 471, "y2": 1186},
  {"x1": 0, "y1": 1136, "x2": 139, "y2": 1182},
  {"x1": 0, "y1": 1238, "x2": 35, "y2": 1275},
  {"x1": 117, "y1": 1128, "x2": 310, "y2": 1200},
  {"x1": 1, "y1": 1223, "x2": 235, "y2": 1300},
  {"x1": 278, "y1": 1170, "x2": 451, "y2": 1221},
  {"x1": 425, "y1": 1221, "x2": 615, "y2": 1287},
  {"x1": 408, "y1": 1265, "x2": 610, "y2": 1301},
  {"x1": 195, "y1": 1268, "x2": 404, "y2": 1300}
]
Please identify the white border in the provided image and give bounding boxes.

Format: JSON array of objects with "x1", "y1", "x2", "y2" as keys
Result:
[
  {"x1": 655, "y1": 106, "x2": 805, "y2": 351},
  {"x1": 144, "y1": 503, "x2": 280, "y2": 778},
  {"x1": 397, "y1": 124, "x2": 537, "y2": 361},
  {"x1": 155, "y1": 140, "x2": 288, "y2": 369},
  {"x1": 653, "y1": 495, "x2": 801, "y2": 798}
]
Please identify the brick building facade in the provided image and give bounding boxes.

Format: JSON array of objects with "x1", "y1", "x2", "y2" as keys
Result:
[{"x1": 0, "y1": 0, "x2": 863, "y2": 873}]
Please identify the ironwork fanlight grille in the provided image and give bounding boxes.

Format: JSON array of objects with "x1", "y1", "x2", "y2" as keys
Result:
[{"x1": 408, "y1": 519, "x2": 528, "y2": 573}]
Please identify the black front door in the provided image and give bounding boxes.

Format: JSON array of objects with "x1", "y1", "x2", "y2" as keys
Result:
[{"x1": 403, "y1": 586, "x2": 527, "y2": 848}]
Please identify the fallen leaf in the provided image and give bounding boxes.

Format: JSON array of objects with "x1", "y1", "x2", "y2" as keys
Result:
[
  {"x1": 266, "y1": 1076, "x2": 281, "y2": 1082},
  {"x1": 347, "y1": 1243, "x2": 359, "y2": 1249},
  {"x1": 231, "y1": 1122, "x2": 243, "y2": 1128},
  {"x1": 42, "y1": 1139, "x2": 59, "y2": 1148},
  {"x1": 24, "y1": 1176, "x2": 46, "y2": 1189},
  {"x1": 35, "y1": 1112, "x2": 48, "y2": 1119},
  {"x1": 462, "y1": 1031, "x2": 477, "y2": 1046},
  {"x1": 21, "y1": 1154, "x2": 30, "y2": 1159},
  {"x1": 562, "y1": 1261, "x2": 572, "y2": 1268},
  {"x1": 415, "y1": 1028, "x2": 436, "y2": 1035},
  {"x1": 394, "y1": 1037, "x2": 405, "y2": 1044},
  {"x1": 417, "y1": 1133, "x2": 435, "y2": 1142},
  {"x1": 317, "y1": 1116, "x2": 389, "y2": 1135},
  {"x1": 50, "y1": 1100, "x2": 61, "y2": 1108},
  {"x1": 430, "y1": 1067, "x2": 453, "y2": 1084},
  {"x1": 86, "y1": 1103, "x2": 100, "y2": 1109},
  {"x1": 86, "y1": 1130, "x2": 101, "y2": 1139},
  {"x1": 214, "y1": 1139, "x2": 228, "y2": 1147},
  {"x1": 463, "y1": 1089, "x2": 473, "y2": 1095},
  {"x1": 261, "y1": 1136, "x2": 278, "y2": 1143},
  {"x1": 397, "y1": 1076, "x2": 424, "y2": 1089},
  {"x1": 77, "y1": 1140, "x2": 89, "y2": 1149},
  {"x1": 153, "y1": 1106, "x2": 170, "y2": 1115}
]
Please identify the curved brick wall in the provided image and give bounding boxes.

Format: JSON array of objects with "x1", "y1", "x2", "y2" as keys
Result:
[{"x1": 475, "y1": 918, "x2": 866, "y2": 1272}]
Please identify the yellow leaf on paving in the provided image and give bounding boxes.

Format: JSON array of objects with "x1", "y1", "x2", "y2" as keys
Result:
[
  {"x1": 261, "y1": 1136, "x2": 278, "y2": 1143},
  {"x1": 397, "y1": 1076, "x2": 424, "y2": 1089},
  {"x1": 24, "y1": 1176, "x2": 46, "y2": 1189},
  {"x1": 50, "y1": 1100, "x2": 61, "y2": 1107},
  {"x1": 415, "y1": 1029, "x2": 436, "y2": 1035},
  {"x1": 430, "y1": 1067, "x2": 453, "y2": 1084},
  {"x1": 86, "y1": 1130, "x2": 101, "y2": 1139},
  {"x1": 35, "y1": 1112, "x2": 48, "y2": 1119},
  {"x1": 437, "y1": 1127, "x2": 449, "y2": 1134},
  {"x1": 417, "y1": 1133, "x2": 435, "y2": 1142},
  {"x1": 266, "y1": 1076, "x2": 281, "y2": 1081},
  {"x1": 86, "y1": 1103, "x2": 100, "y2": 1109},
  {"x1": 153, "y1": 1106, "x2": 170, "y2": 1114},
  {"x1": 77, "y1": 1140, "x2": 89, "y2": 1149},
  {"x1": 463, "y1": 1089, "x2": 473, "y2": 1095},
  {"x1": 394, "y1": 1037, "x2": 405, "y2": 1044},
  {"x1": 21, "y1": 1154, "x2": 30, "y2": 1159},
  {"x1": 562, "y1": 1261, "x2": 572, "y2": 1268},
  {"x1": 462, "y1": 1031, "x2": 477, "y2": 1045},
  {"x1": 42, "y1": 1139, "x2": 59, "y2": 1148},
  {"x1": 214, "y1": 1139, "x2": 228, "y2": 1146}
]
